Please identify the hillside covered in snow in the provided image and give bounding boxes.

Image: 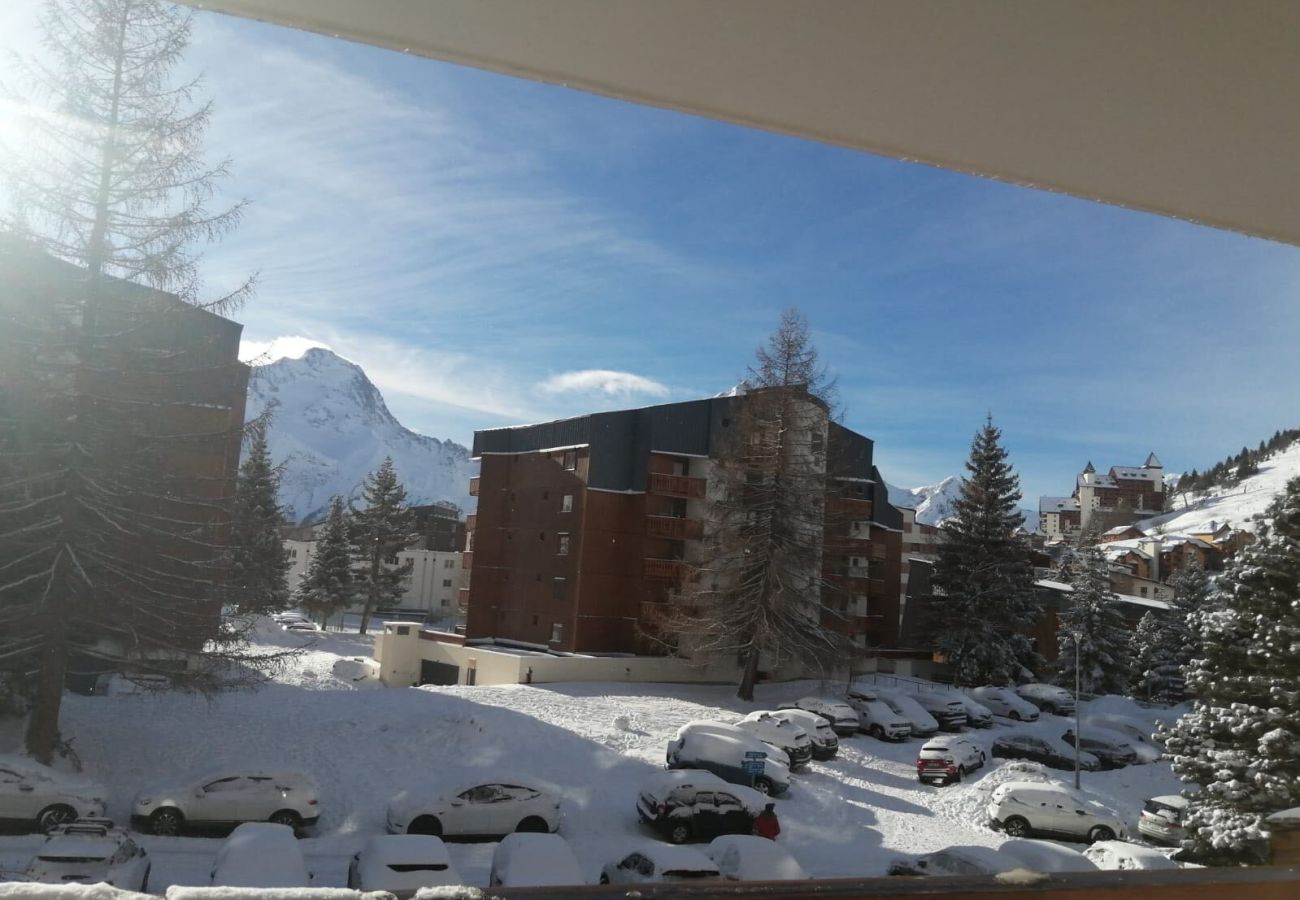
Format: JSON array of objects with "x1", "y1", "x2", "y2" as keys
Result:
[
  {"x1": 1143, "y1": 439, "x2": 1300, "y2": 535},
  {"x1": 245, "y1": 347, "x2": 475, "y2": 523}
]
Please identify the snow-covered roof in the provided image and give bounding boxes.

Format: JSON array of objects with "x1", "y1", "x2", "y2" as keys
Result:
[
  {"x1": 1079, "y1": 472, "x2": 1117, "y2": 488},
  {"x1": 1144, "y1": 452, "x2": 1162, "y2": 468},
  {"x1": 1039, "y1": 496, "x2": 1080, "y2": 512},
  {"x1": 1101, "y1": 525, "x2": 1139, "y2": 536},
  {"x1": 1110, "y1": 466, "x2": 1160, "y2": 481}
]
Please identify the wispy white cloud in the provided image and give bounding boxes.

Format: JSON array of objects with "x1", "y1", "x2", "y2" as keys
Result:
[{"x1": 538, "y1": 369, "x2": 670, "y2": 399}]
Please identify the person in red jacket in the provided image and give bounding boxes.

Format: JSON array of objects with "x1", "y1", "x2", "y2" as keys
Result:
[{"x1": 753, "y1": 803, "x2": 781, "y2": 840}]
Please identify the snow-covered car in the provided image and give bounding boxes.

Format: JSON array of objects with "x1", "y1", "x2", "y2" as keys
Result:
[
  {"x1": 272, "y1": 612, "x2": 309, "y2": 624},
  {"x1": 283, "y1": 621, "x2": 321, "y2": 633},
  {"x1": 779, "y1": 697, "x2": 859, "y2": 736},
  {"x1": 870, "y1": 689, "x2": 939, "y2": 738},
  {"x1": 490, "y1": 833, "x2": 585, "y2": 887},
  {"x1": 1137, "y1": 795, "x2": 1189, "y2": 846},
  {"x1": 636, "y1": 770, "x2": 763, "y2": 844},
  {"x1": 132, "y1": 770, "x2": 320, "y2": 835},
  {"x1": 1083, "y1": 840, "x2": 1182, "y2": 871},
  {"x1": 387, "y1": 778, "x2": 560, "y2": 838},
  {"x1": 667, "y1": 722, "x2": 792, "y2": 797},
  {"x1": 947, "y1": 692, "x2": 994, "y2": 728},
  {"x1": 24, "y1": 819, "x2": 151, "y2": 891},
  {"x1": 1015, "y1": 683, "x2": 1077, "y2": 716},
  {"x1": 915, "y1": 735, "x2": 986, "y2": 785},
  {"x1": 987, "y1": 782, "x2": 1126, "y2": 843},
  {"x1": 735, "y1": 712, "x2": 813, "y2": 769},
  {"x1": 210, "y1": 822, "x2": 312, "y2": 888},
  {"x1": 347, "y1": 834, "x2": 462, "y2": 894},
  {"x1": 1084, "y1": 715, "x2": 1163, "y2": 763},
  {"x1": 969, "y1": 686, "x2": 1039, "y2": 722},
  {"x1": 910, "y1": 692, "x2": 968, "y2": 731},
  {"x1": 706, "y1": 835, "x2": 809, "y2": 881},
  {"x1": 600, "y1": 844, "x2": 721, "y2": 885},
  {"x1": 997, "y1": 838, "x2": 1098, "y2": 873},
  {"x1": 992, "y1": 733, "x2": 1099, "y2": 771},
  {"x1": 0, "y1": 756, "x2": 107, "y2": 833},
  {"x1": 844, "y1": 689, "x2": 911, "y2": 741},
  {"x1": 1061, "y1": 728, "x2": 1138, "y2": 769},
  {"x1": 888, "y1": 845, "x2": 1020, "y2": 877},
  {"x1": 93, "y1": 673, "x2": 170, "y2": 696},
  {"x1": 771, "y1": 708, "x2": 838, "y2": 759}
]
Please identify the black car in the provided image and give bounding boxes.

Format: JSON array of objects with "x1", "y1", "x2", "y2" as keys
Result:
[
  {"x1": 1061, "y1": 731, "x2": 1138, "y2": 770},
  {"x1": 991, "y1": 734, "x2": 1100, "y2": 772},
  {"x1": 635, "y1": 771, "x2": 760, "y2": 845}
]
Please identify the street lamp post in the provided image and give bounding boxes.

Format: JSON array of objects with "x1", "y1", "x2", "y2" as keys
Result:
[{"x1": 1070, "y1": 630, "x2": 1082, "y2": 789}]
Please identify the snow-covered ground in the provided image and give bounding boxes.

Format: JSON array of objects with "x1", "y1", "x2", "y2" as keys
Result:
[
  {"x1": 0, "y1": 629, "x2": 1189, "y2": 891},
  {"x1": 1149, "y1": 440, "x2": 1300, "y2": 534}
]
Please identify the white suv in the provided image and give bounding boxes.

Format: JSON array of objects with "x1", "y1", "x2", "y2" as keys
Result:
[
  {"x1": 987, "y1": 781, "x2": 1126, "y2": 843},
  {"x1": 915, "y1": 736, "x2": 986, "y2": 785},
  {"x1": 780, "y1": 697, "x2": 859, "y2": 736},
  {"x1": 24, "y1": 819, "x2": 150, "y2": 891},
  {"x1": 1015, "y1": 683, "x2": 1077, "y2": 716},
  {"x1": 0, "y1": 756, "x2": 106, "y2": 833},
  {"x1": 969, "y1": 686, "x2": 1040, "y2": 721},
  {"x1": 132, "y1": 770, "x2": 320, "y2": 835},
  {"x1": 735, "y1": 712, "x2": 813, "y2": 769},
  {"x1": 844, "y1": 689, "x2": 911, "y2": 741}
]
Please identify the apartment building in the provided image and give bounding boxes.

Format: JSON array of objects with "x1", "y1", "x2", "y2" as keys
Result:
[
  {"x1": 1040, "y1": 454, "x2": 1166, "y2": 540},
  {"x1": 462, "y1": 392, "x2": 905, "y2": 656}
]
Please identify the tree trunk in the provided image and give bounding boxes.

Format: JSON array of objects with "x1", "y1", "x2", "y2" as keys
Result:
[
  {"x1": 737, "y1": 644, "x2": 761, "y2": 702},
  {"x1": 25, "y1": 552, "x2": 73, "y2": 764},
  {"x1": 359, "y1": 548, "x2": 380, "y2": 635}
]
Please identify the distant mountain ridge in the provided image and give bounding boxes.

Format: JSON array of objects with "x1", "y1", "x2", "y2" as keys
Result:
[
  {"x1": 244, "y1": 348, "x2": 475, "y2": 524},
  {"x1": 886, "y1": 476, "x2": 1039, "y2": 532}
]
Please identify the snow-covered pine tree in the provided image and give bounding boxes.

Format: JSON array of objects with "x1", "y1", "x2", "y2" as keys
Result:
[
  {"x1": 1159, "y1": 476, "x2": 1300, "y2": 864},
  {"x1": 928, "y1": 416, "x2": 1041, "y2": 685},
  {"x1": 1128, "y1": 611, "x2": 1184, "y2": 703},
  {"x1": 350, "y1": 458, "x2": 414, "y2": 635},
  {"x1": 0, "y1": 0, "x2": 276, "y2": 762},
  {"x1": 224, "y1": 424, "x2": 291, "y2": 615},
  {"x1": 297, "y1": 497, "x2": 354, "y2": 626},
  {"x1": 1054, "y1": 545, "x2": 1132, "y2": 695}
]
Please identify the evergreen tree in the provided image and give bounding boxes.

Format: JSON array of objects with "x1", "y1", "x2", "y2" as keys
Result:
[
  {"x1": 1159, "y1": 477, "x2": 1300, "y2": 863},
  {"x1": 224, "y1": 425, "x2": 290, "y2": 615},
  {"x1": 1055, "y1": 545, "x2": 1131, "y2": 694},
  {"x1": 928, "y1": 416, "x2": 1041, "y2": 685},
  {"x1": 350, "y1": 458, "x2": 413, "y2": 635},
  {"x1": 1128, "y1": 611, "x2": 1184, "y2": 702},
  {"x1": 297, "y1": 497, "x2": 354, "y2": 626}
]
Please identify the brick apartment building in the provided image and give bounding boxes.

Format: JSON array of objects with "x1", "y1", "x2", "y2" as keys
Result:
[
  {"x1": 462, "y1": 393, "x2": 905, "y2": 657},
  {"x1": 1039, "y1": 454, "x2": 1166, "y2": 541}
]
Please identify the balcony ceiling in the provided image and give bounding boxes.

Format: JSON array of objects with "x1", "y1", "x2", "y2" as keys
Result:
[{"x1": 180, "y1": 1, "x2": 1300, "y2": 246}]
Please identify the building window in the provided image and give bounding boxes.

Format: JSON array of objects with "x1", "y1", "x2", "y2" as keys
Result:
[
  {"x1": 395, "y1": 625, "x2": 410, "y2": 636},
  {"x1": 385, "y1": 554, "x2": 400, "y2": 565},
  {"x1": 557, "y1": 533, "x2": 570, "y2": 556},
  {"x1": 445, "y1": 559, "x2": 454, "y2": 568},
  {"x1": 561, "y1": 494, "x2": 573, "y2": 513},
  {"x1": 443, "y1": 579, "x2": 453, "y2": 588},
  {"x1": 551, "y1": 623, "x2": 564, "y2": 643},
  {"x1": 552, "y1": 577, "x2": 566, "y2": 599},
  {"x1": 563, "y1": 449, "x2": 577, "y2": 470},
  {"x1": 440, "y1": 599, "x2": 448, "y2": 607}
]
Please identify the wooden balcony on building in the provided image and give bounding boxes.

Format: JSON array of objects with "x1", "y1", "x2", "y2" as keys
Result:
[
  {"x1": 457, "y1": 587, "x2": 471, "y2": 611},
  {"x1": 461, "y1": 551, "x2": 473, "y2": 569},
  {"x1": 465, "y1": 513, "x2": 476, "y2": 531},
  {"x1": 648, "y1": 471, "x2": 707, "y2": 499},
  {"x1": 646, "y1": 514, "x2": 704, "y2": 541},
  {"x1": 468, "y1": 475, "x2": 480, "y2": 496},
  {"x1": 644, "y1": 557, "x2": 692, "y2": 580},
  {"x1": 830, "y1": 496, "x2": 873, "y2": 517}
]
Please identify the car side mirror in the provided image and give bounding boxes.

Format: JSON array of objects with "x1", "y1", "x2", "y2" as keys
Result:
[
  {"x1": 195, "y1": 789, "x2": 206, "y2": 799},
  {"x1": 451, "y1": 800, "x2": 464, "y2": 807}
]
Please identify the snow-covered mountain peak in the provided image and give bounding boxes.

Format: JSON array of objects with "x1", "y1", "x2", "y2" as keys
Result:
[
  {"x1": 886, "y1": 476, "x2": 962, "y2": 526},
  {"x1": 245, "y1": 348, "x2": 474, "y2": 524},
  {"x1": 239, "y1": 335, "x2": 336, "y2": 365}
]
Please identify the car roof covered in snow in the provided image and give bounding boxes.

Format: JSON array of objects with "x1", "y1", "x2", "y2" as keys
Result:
[
  {"x1": 632, "y1": 843, "x2": 720, "y2": 873},
  {"x1": 706, "y1": 835, "x2": 808, "y2": 880},
  {"x1": 795, "y1": 696, "x2": 855, "y2": 712},
  {"x1": 997, "y1": 839, "x2": 1097, "y2": 872},
  {"x1": 923, "y1": 845, "x2": 1021, "y2": 873},
  {"x1": 640, "y1": 768, "x2": 728, "y2": 797},
  {"x1": 1148, "y1": 794, "x2": 1189, "y2": 808},
  {"x1": 0, "y1": 755, "x2": 95, "y2": 788},
  {"x1": 492, "y1": 833, "x2": 584, "y2": 886},
  {"x1": 186, "y1": 770, "x2": 318, "y2": 793},
  {"x1": 212, "y1": 822, "x2": 309, "y2": 888},
  {"x1": 1084, "y1": 841, "x2": 1181, "y2": 870},
  {"x1": 37, "y1": 834, "x2": 124, "y2": 860},
  {"x1": 361, "y1": 834, "x2": 451, "y2": 866},
  {"x1": 773, "y1": 708, "x2": 832, "y2": 730}
]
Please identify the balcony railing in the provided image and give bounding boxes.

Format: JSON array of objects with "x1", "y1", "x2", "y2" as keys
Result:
[
  {"x1": 468, "y1": 475, "x2": 480, "y2": 496},
  {"x1": 646, "y1": 514, "x2": 704, "y2": 541},
  {"x1": 644, "y1": 557, "x2": 692, "y2": 580},
  {"x1": 465, "y1": 513, "x2": 476, "y2": 531},
  {"x1": 648, "y1": 472, "x2": 707, "y2": 499}
]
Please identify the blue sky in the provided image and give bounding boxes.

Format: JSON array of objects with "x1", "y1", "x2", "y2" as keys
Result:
[{"x1": 3, "y1": 3, "x2": 1299, "y2": 501}]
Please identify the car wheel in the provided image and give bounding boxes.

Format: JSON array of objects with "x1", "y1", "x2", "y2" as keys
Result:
[
  {"x1": 150, "y1": 807, "x2": 183, "y2": 836},
  {"x1": 979, "y1": 752, "x2": 987, "y2": 766},
  {"x1": 599, "y1": 874, "x2": 610, "y2": 885},
  {"x1": 869, "y1": 725, "x2": 884, "y2": 739},
  {"x1": 36, "y1": 804, "x2": 77, "y2": 833},
  {"x1": 669, "y1": 822, "x2": 692, "y2": 845},
  {"x1": 1008, "y1": 710, "x2": 1021, "y2": 721},
  {"x1": 409, "y1": 815, "x2": 442, "y2": 836},
  {"x1": 269, "y1": 810, "x2": 302, "y2": 831},
  {"x1": 1004, "y1": 816, "x2": 1031, "y2": 837},
  {"x1": 1088, "y1": 825, "x2": 1116, "y2": 843},
  {"x1": 951, "y1": 766, "x2": 965, "y2": 784},
  {"x1": 1044, "y1": 704, "x2": 1058, "y2": 716},
  {"x1": 516, "y1": 816, "x2": 549, "y2": 833},
  {"x1": 753, "y1": 777, "x2": 774, "y2": 795}
]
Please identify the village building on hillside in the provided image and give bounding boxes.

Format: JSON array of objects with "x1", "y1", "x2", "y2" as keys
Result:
[{"x1": 1039, "y1": 454, "x2": 1166, "y2": 540}]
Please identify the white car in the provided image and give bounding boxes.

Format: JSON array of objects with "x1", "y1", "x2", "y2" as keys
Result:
[
  {"x1": 780, "y1": 697, "x2": 859, "y2": 735},
  {"x1": 969, "y1": 686, "x2": 1040, "y2": 722},
  {"x1": 600, "y1": 844, "x2": 721, "y2": 885},
  {"x1": 132, "y1": 770, "x2": 320, "y2": 835},
  {"x1": 997, "y1": 838, "x2": 1098, "y2": 872},
  {"x1": 1015, "y1": 683, "x2": 1077, "y2": 716},
  {"x1": 211, "y1": 822, "x2": 311, "y2": 887},
  {"x1": 735, "y1": 712, "x2": 813, "y2": 769},
  {"x1": 0, "y1": 756, "x2": 107, "y2": 833},
  {"x1": 283, "y1": 621, "x2": 321, "y2": 633},
  {"x1": 910, "y1": 692, "x2": 968, "y2": 731},
  {"x1": 771, "y1": 708, "x2": 838, "y2": 759},
  {"x1": 1137, "y1": 795, "x2": 1189, "y2": 846},
  {"x1": 844, "y1": 689, "x2": 912, "y2": 741},
  {"x1": 947, "y1": 692, "x2": 994, "y2": 728},
  {"x1": 915, "y1": 735, "x2": 986, "y2": 785},
  {"x1": 387, "y1": 778, "x2": 560, "y2": 838},
  {"x1": 490, "y1": 832, "x2": 585, "y2": 887},
  {"x1": 706, "y1": 835, "x2": 808, "y2": 881},
  {"x1": 272, "y1": 612, "x2": 309, "y2": 624},
  {"x1": 871, "y1": 689, "x2": 940, "y2": 738},
  {"x1": 348, "y1": 834, "x2": 462, "y2": 894},
  {"x1": 987, "y1": 781, "x2": 1126, "y2": 844},
  {"x1": 888, "y1": 845, "x2": 1020, "y2": 877},
  {"x1": 24, "y1": 819, "x2": 151, "y2": 891},
  {"x1": 1084, "y1": 715, "x2": 1163, "y2": 763},
  {"x1": 1083, "y1": 840, "x2": 1182, "y2": 871},
  {"x1": 667, "y1": 722, "x2": 792, "y2": 796}
]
